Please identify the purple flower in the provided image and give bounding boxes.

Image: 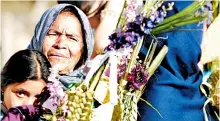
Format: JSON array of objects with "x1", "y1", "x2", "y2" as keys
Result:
[
  {"x1": 45, "y1": 67, "x2": 67, "y2": 112},
  {"x1": 124, "y1": 0, "x2": 142, "y2": 22},
  {"x1": 126, "y1": 63, "x2": 148, "y2": 90},
  {"x1": 105, "y1": 30, "x2": 140, "y2": 51},
  {"x1": 117, "y1": 55, "x2": 129, "y2": 81},
  {"x1": 105, "y1": 2, "x2": 169, "y2": 52}
]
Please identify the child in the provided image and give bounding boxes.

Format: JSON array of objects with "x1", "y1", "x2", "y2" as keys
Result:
[{"x1": 1, "y1": 49, "x2": 51, "y2": 121}]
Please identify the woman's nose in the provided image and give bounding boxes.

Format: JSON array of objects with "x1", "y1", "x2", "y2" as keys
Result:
[{"x1": 53, "y1": 34, "x2": 67, "y2": 49}]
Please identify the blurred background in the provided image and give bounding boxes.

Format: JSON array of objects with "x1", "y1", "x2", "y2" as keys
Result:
[
  {"x1": 1, "y1": 1, "x2": 56, "y2": 68},
  {"x1": 1, "y1": 1, "x2": 219, "y2": 69}
]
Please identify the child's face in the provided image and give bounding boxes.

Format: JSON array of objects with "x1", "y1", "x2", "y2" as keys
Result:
[{"x1": 2, "y1": 79, "x2": 46, "y2": 109}]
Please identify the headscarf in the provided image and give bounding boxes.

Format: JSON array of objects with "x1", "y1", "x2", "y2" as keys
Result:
[{"x1": 28, "y1": 4, "x2": 94, "y2": 89}]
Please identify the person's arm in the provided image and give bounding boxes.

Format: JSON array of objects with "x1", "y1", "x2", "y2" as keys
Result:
[{"x1": 91, "y1": 0, "x2": 125, "y2": 58}]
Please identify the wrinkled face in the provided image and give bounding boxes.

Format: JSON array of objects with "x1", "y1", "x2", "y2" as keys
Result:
[
  {"x1": 2, "y1": 79, "x2": 46, "y2": 109},
  {"x1": 43, "y1": 12, "x2": 84, "y2": 74}
]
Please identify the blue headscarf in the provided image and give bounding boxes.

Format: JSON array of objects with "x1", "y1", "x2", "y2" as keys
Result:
[{"x1": 28, "y1": 4, "x2": 94, "y2": 89}]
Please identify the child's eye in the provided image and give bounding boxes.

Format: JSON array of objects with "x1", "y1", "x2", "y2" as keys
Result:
[{"x1": 16, "y1": 91, "x2": 27, "y2": 98}]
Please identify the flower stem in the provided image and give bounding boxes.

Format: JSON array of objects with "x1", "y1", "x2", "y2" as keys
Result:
[
  {"x1": 144, "y1": 38, "x2": 157, "y2": 69},
  {"x1": 136, "y1": 45, "x2": 168, "y2": 100},
  {"x1": 156, "y1": 0, "x2": 205, "y2": 27},
  {"x1": 141, "y1": 0, "x2": 164, "y2": 17},
  {"x1": 89, "y1": 59, "x2": 108, "y2": 91},
  {"x1": 144, "y1": 38, "x2": 155, "y2": 64},
  {"x1": 152, "y1": 15, "x2": 206, "y2": 34},
  {"x1": 123, "y1": 36, "x2": 144, "y2": 80},
  {"x1": 140, "y1": 98, "x2": 163, "y2": 118},
  {"x1": 120, "y1": 36, "x2": 144, "y2": 88},
  {"x1": 116, "y1": 1, "x2": 127, "y2": 28},
  {"x1": 141, "y1": 1, "x2": 156, "y2": 17},
  {"x1": 147, "y1": 45, "x2": 168, "y2": 79},
  {"x1": 212, "y1": 1, "x2": 219, "y2": 22}
]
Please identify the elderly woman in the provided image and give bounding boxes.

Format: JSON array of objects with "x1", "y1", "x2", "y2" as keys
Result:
[
  {"x1": 58, "y1": 0, "x2": 125, "y2": 59},
  {"x1": 28, "y1": 4, "x2": 94, "y2": 89}
]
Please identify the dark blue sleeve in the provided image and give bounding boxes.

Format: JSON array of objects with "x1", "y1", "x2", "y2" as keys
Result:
[{"x1": 138, "y1": 1, "x2": 217, "y2": 121}]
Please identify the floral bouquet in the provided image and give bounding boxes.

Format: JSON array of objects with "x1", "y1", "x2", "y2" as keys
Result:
[{"x1": 42, "y1": 0, "x2": 210, "y2": 121}]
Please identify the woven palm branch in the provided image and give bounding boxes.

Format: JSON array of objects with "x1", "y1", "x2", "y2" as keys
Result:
[
  {"x1": 207, "y1": 62, "x2": 220, "y2": 110},
  {"x1": 122, "y1": 92, "x2": 138, "y2": 121},
  {"x1": 53, "y1": 85, "x2": 94, "y2": 121}
]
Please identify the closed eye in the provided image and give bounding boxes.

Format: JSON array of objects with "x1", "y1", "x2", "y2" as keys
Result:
[
  {"x1": 70, "y1": 37, "x2": 79, "y2": 42},
  {"x1": 47, "y1": 33, "x2": 57, "y2": 36},
  {"x1": 47, "y1": 29, "x2": 59, "y2": 36},
  {"x1": 66, "y1": 34, "x2": 79, "y2": 42}
]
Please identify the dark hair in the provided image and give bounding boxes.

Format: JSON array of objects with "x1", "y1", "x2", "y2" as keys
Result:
[
  {"x1": 59, "y1": 6, "x2": 88, "y2": 69},
  {"x1": 1, "y1": 49, "x2": 51, "y2": 88}
]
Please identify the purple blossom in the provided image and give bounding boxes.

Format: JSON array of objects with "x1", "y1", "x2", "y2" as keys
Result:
[
  {"x1": 124, "y1": 0, "x2": 142, "y2": 22},
  {"x1": 117, "y1": 55, "x2": 130, "y2": 81},
  {"x1": 45, "y1": 67, "x2": 67, "y2": 110},
  {"x1": 105, "y1": 2, "x2": 168, "y2": 52},
  {"x1": 105, "y1": 31, "x2": 140, "y2": 52},
  {"x1": 126, "y1": 63, "x2": 148, "y2": 90}
]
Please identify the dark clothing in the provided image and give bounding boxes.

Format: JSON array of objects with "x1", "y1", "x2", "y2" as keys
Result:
[
  {"x1": 138, "y1": 1, "x2": 218, "y2": 121},
  {"x1": 1, "y1": 105, "x2": 45, "y2": 121}
]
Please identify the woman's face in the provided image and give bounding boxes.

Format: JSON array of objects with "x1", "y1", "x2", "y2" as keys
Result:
[
  {"x1": 42, "y1": 12, "x2": 84, "y2": 74},
  {"x1": 2, "y1": 79, "x2": 46, "y2": 109}
]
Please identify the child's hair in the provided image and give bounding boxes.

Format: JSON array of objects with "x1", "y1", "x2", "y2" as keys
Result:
[{"x1": 1, "y1": 49, "x2": 51, "y2": 88}]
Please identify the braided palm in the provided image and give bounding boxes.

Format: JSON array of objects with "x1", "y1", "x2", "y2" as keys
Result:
[
  {"x1": 111, "y1": 87, "x2": 138, "y2": 121},
  {"x1": 53, "y1": 85, "x2": 94, "y2": 121},
  {"x1": 208, "y1": 68, "x2": 220, "y2": 110},
  {"x1": 122, "y1": 92, "x2": 138, "y2": 121}
]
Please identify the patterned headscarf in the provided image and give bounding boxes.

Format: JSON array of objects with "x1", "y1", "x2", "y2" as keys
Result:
[{"x1": 28, "y1": 4, "x2": 94, "y2": 89}]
